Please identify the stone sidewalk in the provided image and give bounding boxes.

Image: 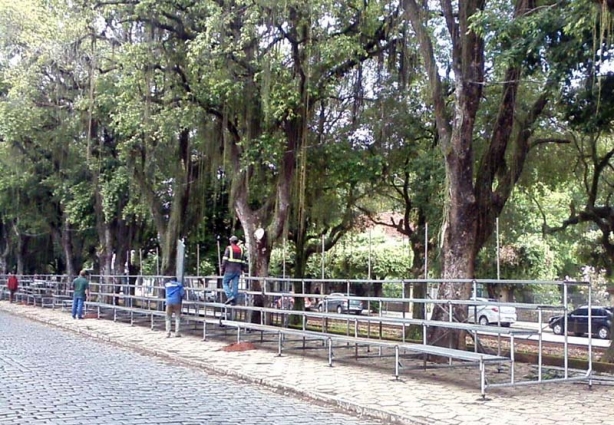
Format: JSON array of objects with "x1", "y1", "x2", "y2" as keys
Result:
[{"x1": 1, "y1": 302, "x2": 612, "y2": 425}]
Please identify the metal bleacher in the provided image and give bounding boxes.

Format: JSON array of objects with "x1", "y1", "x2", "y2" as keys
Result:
[{"x1": 0, "y1": 274, "x2": 596, "y2": 397}]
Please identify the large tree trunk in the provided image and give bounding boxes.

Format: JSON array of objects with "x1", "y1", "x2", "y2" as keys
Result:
[
  {"x1": 420, "y1": 0, "x2": 483, "y2": 349},
  {"x1": 234, "y1": 161, "x2": 290, "y2": 324},
  {"x1": 92, "y1": 160, "x2": 114, "y2": 301},
  {"x1": 227, "y1": 61, "x2": 297, "y2": 320},
  {"x1": 113, "y1": 220, "x2": 132, "y2": 277},
  {"x1": 13, "y1": 224, "x2": 29, "y2": 276},
  {"x1": 130, "y1": 129, "x2": 197, "y2": 276},
  {"x1": 49, "y1": 214, "x2": 77, "y2": 278},
  {"x1": 60, "y1": 218, "x2": 77, "y2": 278},
  {"x1": 90, "y1": 119, "x2": 114, "y2": 294},
  {"x1": 0, "y1": 220, "x2": 10, "y2": 274},
  {"x1": 405, "y1": 0, "x2": 546, "y2": 350},
  {"x1": 428, "y1": 133, "x2": 479, "y2": 348},
  {"x1": 97, "y1": 222, "x2": 114, "y2": 303},
  {"x1": 235, "y1": 192, "x2": 270, "y2": 323}
]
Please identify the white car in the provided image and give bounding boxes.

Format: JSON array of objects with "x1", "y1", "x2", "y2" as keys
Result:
[
  {"x1": 190, "y1": 289, "x2": 217, "y2": 302},
  {"x1": 467, "y1": 297, "x2": 517, "y2": 327}
]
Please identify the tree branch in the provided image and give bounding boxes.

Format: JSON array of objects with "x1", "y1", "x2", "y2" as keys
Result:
[
  {"x1": 529, "y1": 138, "x2": 572, "y2": 150},
  {"x1": 403, "y1": 0, "x2": 452, "y2": 145}
]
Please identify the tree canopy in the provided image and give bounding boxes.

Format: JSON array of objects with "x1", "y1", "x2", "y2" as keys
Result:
[{"x1": 1, "y1": 0, "x2": 614, "y2": 350}]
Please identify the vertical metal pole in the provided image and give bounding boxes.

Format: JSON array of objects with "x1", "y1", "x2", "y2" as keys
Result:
[
  {"x1": 472, "y1": 280, "x2": 479, "y2": 354},
  {"x1": 496, "y1": 218, "x2": 500, "y2": 281},
  {"x1": 395, "y1": 346, "x2": 400, "y2": 380},
  {"x1": 278, "y1": 332, "x2": 283, "y2": 357},
  {"x1": 125, "y1": 250, "x2": 131, "y2": 303},
  {"x1": 423, "y1": 324, "x2": 428, "y2": 369},
  {"x1": 424, "y1": 223, "x2": 428, "y2": 279},
  {"x1": 510, "y1": 335, "x2": 515, "y2": 384},
  {"x1": 378, "y1": 299, "x2": 383, "y2": 356},
  {"x1": 538, "y1": 308, "x2": 543, "y2": 382},
  {"x1": 282, "y1": 239, "x2": 286, "y2": 279},
  {"x1": 474, "y1": 329, "x2": 478, "y2": 353},
  {"x1": 402, "y1": 283, "x2": 406, "y2": 342},
  {"x1": 194, "y1": 305, "x2": 198, "y2": 330},
  {"x1": 347, "y1": 279, "x2": 353, "y2": 342},
  {"x1": 197, "y1": 245, "x2": 200, "y2": 276},
  {"x1": 480, "y1": 360, "x2": 486, "y2": 398},
  {"x1": 563, "y1": 281, "x2": 569, "y2": 379},
  {"x1": 321, "y1": 235, "x2": 325, "y2": 280},
  {"x1": 424, "y1": 224, "x2": 429, "y2": 322},
  {"x1": 368, "y1": 229, "x2": 372, "y2": 280},
  {"x1": 588, "y1": 282, "x2": 593, "y2": 386},
  {"x1": 448, "y1": 301, "x2": 453, "y2": 365},
  {"x1": 216, "y1": 237, "x2": 222, "y2": 275}
]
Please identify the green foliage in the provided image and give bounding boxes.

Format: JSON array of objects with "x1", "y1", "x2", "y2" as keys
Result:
[
  {"x1": 196, "y1": 259, "x2": 217, "y2": 277},
  {"x1": 139, "y1": 252, "x2": 160, "y2": 276},
  {"x1": 269, "y1": 230, "x2": 413, "y2": 280},
  {"x1": 383, "y1": 282, "x2": 403, "y2": 298},
  {"x1": 0, "y1": 0, "x2": 613, "y2": 285},
  {"x1": 477, "y1": 186, "x2": 582, "y2": 280},
  {"x1": 562, "y1": 73, "x2": 614, "y2": 134},
  {"x1": 269, "y1": 242, "x2": 295, "y2": 278},
  {"x1": 477, "y1": 234, "x2": 558, "y2": 280},
  {"x1": 305, "y1": 231, "x2": 412, "y2": 280}
]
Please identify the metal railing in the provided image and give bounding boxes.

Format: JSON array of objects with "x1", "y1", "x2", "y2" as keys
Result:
[{"x1": 0, "y1": 274, "x2": 598, "y2": 396}]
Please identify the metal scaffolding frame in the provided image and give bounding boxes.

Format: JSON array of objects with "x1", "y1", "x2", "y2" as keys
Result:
[{"x1": 0, "y1": 275, "x2": 598, "y2": 396}]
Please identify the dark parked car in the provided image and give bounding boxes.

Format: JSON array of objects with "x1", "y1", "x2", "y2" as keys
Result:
[
  {"x1": 548, "y1": 306, "x2": 612, "y2": 340},
  {"x1": 317, "y1": 293, "x2": 363, "y2": 315}
]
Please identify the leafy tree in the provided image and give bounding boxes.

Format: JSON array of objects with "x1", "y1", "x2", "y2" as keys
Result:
[
  {"x1": 89, "y1": 0, "x2": 220, "y2": 275},
  {"x1": 542, "y1": 72, "x2": 614, "y2": 359},
  {"x1": 0, "y1": 0, "x2": 95, "y2": 276},
  {"x1": 403, "y1": 0, "x2": 611, "y2": 348},
  {"x1": 355, "y1": 78, "x2": 444, "y2": 318}
]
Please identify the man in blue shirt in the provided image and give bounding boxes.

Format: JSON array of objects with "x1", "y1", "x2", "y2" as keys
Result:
[{"x1": 165, "y1": 279, "x2": 185, "y2": 338}]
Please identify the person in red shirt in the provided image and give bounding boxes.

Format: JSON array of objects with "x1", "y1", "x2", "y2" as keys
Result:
[{"x1": 7, "y1": 272, "x2": 18, "y2": 303}]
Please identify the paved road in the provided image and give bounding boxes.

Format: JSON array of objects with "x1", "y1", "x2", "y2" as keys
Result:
[{"x1": 0, "y1": 312, "x2": 383, "y2": 425}]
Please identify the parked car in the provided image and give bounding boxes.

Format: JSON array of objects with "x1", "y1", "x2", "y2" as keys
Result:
[
  {"x1": 466, "y1": 297, "x2": 517, "y2": 327},
  {"x1": 190, "y1": 289, "x2": 217, "y2": 302},
  {"x1": 548, "y1": 306, "x2": 612, "y2": 340},
  {"x1": 317, "y1": 293, "x2": 363, "y2": 315}
]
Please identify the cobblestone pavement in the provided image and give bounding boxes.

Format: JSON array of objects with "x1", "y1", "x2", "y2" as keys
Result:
[
  {"x1": 1, "y1": 302, "x2": 614, "y2": 425},
  {"x1": 0, "y1": 311, "x2": 383, "y2": 425}
]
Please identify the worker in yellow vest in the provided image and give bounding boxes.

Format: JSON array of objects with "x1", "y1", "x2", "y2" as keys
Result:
[{"x1": 221, "y1": 236, "x2": 247, "y2": 305}]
